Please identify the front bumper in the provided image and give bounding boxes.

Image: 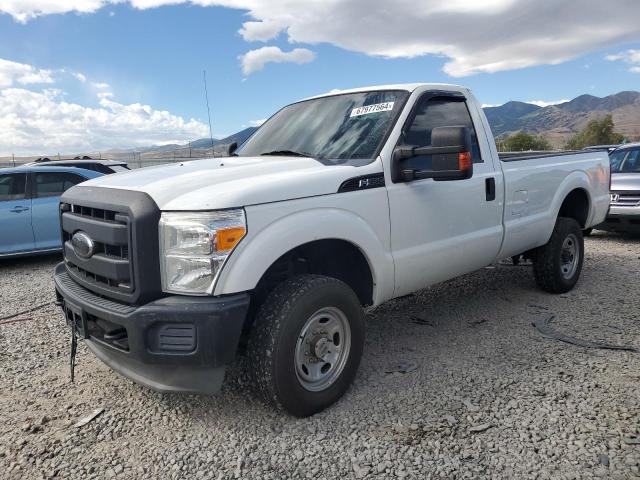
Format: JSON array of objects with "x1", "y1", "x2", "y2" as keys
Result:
[
  {"x1": 53, "y1": 263, "x2": 250, "y2": 394},
  {"x1": 597, "y1": 206, "x2": 640, "y2": 233}
]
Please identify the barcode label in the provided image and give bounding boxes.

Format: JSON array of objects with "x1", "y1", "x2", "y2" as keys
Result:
[{"x1": 350, "y1": 102, "x2": 394, "y2": 117}]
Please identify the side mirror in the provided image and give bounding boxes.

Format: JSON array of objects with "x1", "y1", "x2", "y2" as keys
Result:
[
  {"x1": 391, "y1": 126, "x2": 473, "y2": 182},
  {"x1": 213, "y1": 142, "x2": 238, "y2": 157}
]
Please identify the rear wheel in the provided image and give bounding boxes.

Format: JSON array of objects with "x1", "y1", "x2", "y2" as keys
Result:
[
  {"x1": 533, "y1": 217, "x2": 584, "y2": 293},
  {"x1": 246, "y1": 274, "x2": 364, "y2": 417}
]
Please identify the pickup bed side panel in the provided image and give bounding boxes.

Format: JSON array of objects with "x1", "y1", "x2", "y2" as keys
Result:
[
  {"x1": 497, "y1": 153, "x2": 609, "y2": 259},
  {"x1": 213, "y1": 187, "x2": 395, "y2": 306}
]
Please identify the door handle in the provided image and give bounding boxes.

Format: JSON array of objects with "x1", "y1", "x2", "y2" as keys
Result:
[
  {"x1": 9, "y1": 206, "x2": 30, "y2": 213},
  {"x1": 485, "y1": 178, "x2": 496, "y2": 201}
]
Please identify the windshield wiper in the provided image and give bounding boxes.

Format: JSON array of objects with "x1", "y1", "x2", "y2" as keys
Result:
[{"x1": 260, "y1": 150, "x2": 313, "y2": 158}]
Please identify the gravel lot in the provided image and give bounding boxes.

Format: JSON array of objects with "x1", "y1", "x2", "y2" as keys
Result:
[{"x1": 1, "y1": 232, "x2": 639, "y2": 479}]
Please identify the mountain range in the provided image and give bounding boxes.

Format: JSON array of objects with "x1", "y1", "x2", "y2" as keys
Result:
[
  {"x1": 484, "y1": 91, "x2": 640, "y2": 148},
  {"x1": 120, "y1": 90, "x2": 640, "y2": 158}
]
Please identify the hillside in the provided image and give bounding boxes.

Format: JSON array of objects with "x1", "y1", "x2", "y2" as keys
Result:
[
  {"x1": 189, "y1": 127, "x2": 258, "y2": 149},
  {"x1": 484, "y1": 91, "x2": 640, "y2": 148}
]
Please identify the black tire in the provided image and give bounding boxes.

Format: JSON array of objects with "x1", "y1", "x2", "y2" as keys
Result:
[
  {"x1": 583, "y1": 228, "x2": 593, "y2": 236},
  {"x1": 246, "y1": 274, "x2": 364, "y2": 417},
  {"x1": 533, "y1": 217, "x2": 584, "y2": 293}
]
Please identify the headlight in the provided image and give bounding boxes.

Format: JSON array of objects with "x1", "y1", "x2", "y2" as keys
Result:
[{"x1": 159, "y1": 210, "x2": 246, "y2": 294}]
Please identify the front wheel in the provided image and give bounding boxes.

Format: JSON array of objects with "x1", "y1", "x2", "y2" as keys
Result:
[
  {"x1": 246, "y1": 274, "x2": 364, "y2": 417},
  {"x1": 533, "y1": 217, "x2": 584, "y2": 293}
]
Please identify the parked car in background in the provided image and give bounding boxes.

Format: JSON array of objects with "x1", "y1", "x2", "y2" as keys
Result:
[
  {"x1": 583, "y1": 145, "x2": 620, "y2": 153},
  {"x1": 0, "y1": 166, "x2": 102, "y2": 258},
  {"x1": 596, "y1": 143, "x2": 640, "y2": 233},
  {"x1": 26, "y1": 159, "x2": 129, "y2": 175}
]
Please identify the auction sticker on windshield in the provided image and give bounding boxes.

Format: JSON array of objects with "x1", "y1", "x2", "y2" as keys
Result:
[{"x1": 350, "y1": 102, "x2": 394, "y2": 118}]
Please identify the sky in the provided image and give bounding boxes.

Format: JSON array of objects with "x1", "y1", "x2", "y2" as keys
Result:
[{"x1": 1, "y1": 0, "x2": 640, "y2": 155}]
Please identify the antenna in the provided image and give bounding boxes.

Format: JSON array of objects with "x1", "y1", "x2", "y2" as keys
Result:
[{"x1": 202, "y1": 70, "x2": 215, "y2": 155}]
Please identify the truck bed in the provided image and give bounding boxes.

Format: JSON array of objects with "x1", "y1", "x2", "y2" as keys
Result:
[
  {"x1": 496, "y1": 148, "x2": 610, "y2": 261},
  {"x1": 498, "y1": 151, "x2": 584, "y2": 162}
]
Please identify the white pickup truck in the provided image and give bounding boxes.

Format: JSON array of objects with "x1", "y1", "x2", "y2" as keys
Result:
[{"x1": 54, "y1": 83, "x2": 610, "y2": 416}]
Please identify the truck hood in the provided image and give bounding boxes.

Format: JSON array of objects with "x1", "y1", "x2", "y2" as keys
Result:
[
  {"x1": 80, "y1": 156, "x2": 375, "y2": 210},
  {"x1": 611, "y1": 173, "x2": 640, "y2": 192}
]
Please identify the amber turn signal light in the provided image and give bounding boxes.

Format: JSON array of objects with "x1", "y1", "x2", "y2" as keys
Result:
[
  {"x1": 216, "y1": 227, "x2": 246, "y2": 252},
  {"x1": 458, "y1": 151, "x2": 472, "y2": 171}
]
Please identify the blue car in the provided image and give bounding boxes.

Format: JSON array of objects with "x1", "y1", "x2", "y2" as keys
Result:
[{"x1": 0, "y1": 166, "x2": 102, "y2": 258}]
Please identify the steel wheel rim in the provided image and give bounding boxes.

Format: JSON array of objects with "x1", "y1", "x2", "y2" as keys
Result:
[
  {"x1": 560, "y1": 233, "x2": 580, "y2": 279},
  {"x1": 294, "y1": 306, "x2": 351, "y2": 392}
]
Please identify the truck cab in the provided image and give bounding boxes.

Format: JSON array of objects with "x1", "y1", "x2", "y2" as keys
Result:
[{"x1": 53, "y1": 84, "x2": 609, "y2": 416}]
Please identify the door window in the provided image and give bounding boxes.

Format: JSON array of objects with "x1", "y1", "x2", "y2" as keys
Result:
[
  {"x1": 401, "y1": 97, "x2": 482, "y2": 171},
  {"x1": 610, "y1": 148, "x2": 640, "y2": 173},
  {"x1": 0, "y1": 173, "x2": 27, "y2": 201},
  {"x1": 34, "y1": 172, "x2": 85, "y2": 198}
]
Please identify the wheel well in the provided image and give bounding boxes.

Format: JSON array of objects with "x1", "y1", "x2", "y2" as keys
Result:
[
  {"x1": 254, "y1": 239, "x2": 374, "y2": 307},
  {"x1": 236, "y1": 239, "x2": 374, "y2": 352},
  {"x1": 558, "y1": 188, "x2": 590, "y2": 228}
]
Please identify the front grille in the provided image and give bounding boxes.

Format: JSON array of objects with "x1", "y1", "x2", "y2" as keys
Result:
[
  {"x1": 60, "y1": 186, "x2": 162, "y2": 305},
  {"x1": 611, "y1": 191, "x2": 640, "y2": 206},
  {"x1": 61, "y1": 203, "x2": 134, "y2": 297}
]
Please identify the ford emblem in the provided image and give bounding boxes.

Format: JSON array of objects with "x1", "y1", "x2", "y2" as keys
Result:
[{"x1": 71, "y1": 231, "x2": 95, "y2": 259}]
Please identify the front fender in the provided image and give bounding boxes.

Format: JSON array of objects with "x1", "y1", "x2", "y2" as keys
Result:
[{"x1": 213, "y1": 206, "x2": 394, "y2": 306}]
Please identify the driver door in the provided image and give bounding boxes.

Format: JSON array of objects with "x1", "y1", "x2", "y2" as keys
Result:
[{"x1": 386, "y1": 93, "x2": 503, "y2": 297}]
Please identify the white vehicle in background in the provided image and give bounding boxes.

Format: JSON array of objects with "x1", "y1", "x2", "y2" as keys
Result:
[
  {"x1": 596, "y1": 143, "x2": 640, "y2": 234},
  {"x1": 53, "y1": 83, "x2": 610, "y2": 416}
]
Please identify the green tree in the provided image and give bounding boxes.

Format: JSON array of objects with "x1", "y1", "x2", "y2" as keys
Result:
[
  {"x1": 499, "y1": 131, "x2": 551, "y2": 152},
  {"x1": 565, "y1": 115, "x2": 624, "y2": 150}
]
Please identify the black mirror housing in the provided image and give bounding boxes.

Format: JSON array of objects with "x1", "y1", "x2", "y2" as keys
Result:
[{"x1": 392, "y1": 126, "x2": 473, "y2": 182}]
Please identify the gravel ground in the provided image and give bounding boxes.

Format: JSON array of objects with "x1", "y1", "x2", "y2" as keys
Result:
[{"x1": 1, "y1": 231, "x2": 639, "y2": 479}]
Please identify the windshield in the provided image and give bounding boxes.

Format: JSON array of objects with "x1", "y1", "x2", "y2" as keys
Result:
[
  {"x1": 610, "y1": 148, "x2": 640, "y2": 173},
  {"x1": 237, "y1": 90, "x2": 409, "y2": 165}
]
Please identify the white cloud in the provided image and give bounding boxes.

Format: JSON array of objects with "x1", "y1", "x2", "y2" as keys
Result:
[
  {"x1": 226, "y1": 0, "x2": 640, "y2": 76},
  {"x1": 526, "y1": 99, "x2": 569, "y2": 107},
  {"x1": 239, "y1": 46, "x2": 315, "y2": 75},
  {"x1": 481, "y1": 103, "x2": 501, "y2": 108},
  {"x1": 606, "y1": 49, "x2": 640, "y2": 73},
  {"x1": 248, "y1": 118, "x2": 266, "y2": 127},
  {"x1": 72, "y1": 72, "x2": 87, "y2": 83},
  {"x1": 0, "y1": 58, "x2": 54, "y2": 88},
  {"x1": 0, "y1": 0, "x2": 111, "y2": 23},
  {"x1": 92, "y1": 81, "x2": 110, "y2": 89},
  {"x1": 0, "y1": 87, "x2": 209, "y2": 155},
  {"x1": 239, "y1": 19, "x2": 285, "y2": 42},
  {"x1": 2, "y1": 1, "x2": 640, "y2": 77}
]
